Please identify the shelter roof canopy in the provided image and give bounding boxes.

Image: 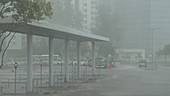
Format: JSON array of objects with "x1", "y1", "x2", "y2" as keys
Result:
[{"x1": 0, "y1": 21, "x2": 109, "y2": 42}]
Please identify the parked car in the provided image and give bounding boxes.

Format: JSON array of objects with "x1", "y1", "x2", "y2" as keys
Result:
[
  {"x1": 96, "y1": 59, "x2": 107, "y2": 69},
  {"x1": 96, "y1": 63, "x2": 107, "y2": 69},
  {"x1": 81, "y1": 59, "x2": 88, "y2": 66},
  {"x1": 139, "y1": 60, "x2": 147, "y2": 67}
]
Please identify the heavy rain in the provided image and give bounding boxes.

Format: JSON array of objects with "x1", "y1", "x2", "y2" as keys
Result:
[{"x1": 1, "y1": 0, "x2": 170, "y2": 96}]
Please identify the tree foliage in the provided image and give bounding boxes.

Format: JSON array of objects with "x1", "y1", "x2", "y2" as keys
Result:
[
  {"x1": 156, "y1": 49, "x2": 164, "y2": 56},
  {"x1": 155, "y1": 44, "x2": 170, "y2": 64},
  {"x1": 156, "y1": 44, "x2": 170, "y2": 56},
  {"x1": 0, "y1": 0, "x2": 53, "y2": 68},
  {"x1": 0, "y1": 0, "x2": 53, "y2": 23}
]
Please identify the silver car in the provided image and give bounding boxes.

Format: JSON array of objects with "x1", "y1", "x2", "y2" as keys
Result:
[{"x1": 139, "y1": 60, "x2": 147, "y2": 67}]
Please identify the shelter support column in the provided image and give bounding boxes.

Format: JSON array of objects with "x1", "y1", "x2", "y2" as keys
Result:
[
  {"x1": 64, "y1": 39, "x2": 69, "y2": 82},
  {"x1": 92, "y1": 41, "x2": 95, "y2": 75},
  {"x1": 0, "y1": 37, "x2": 2, "y2": 65},
  {"x1": 49, "y1": 37, "x2": 54, "y2": 86},
  {"x1": 77, "y1": 41, "x2": 81, "y2": 78},
  {"x1": 27, "y1": 34, "x2": 33, "y2": 92}
]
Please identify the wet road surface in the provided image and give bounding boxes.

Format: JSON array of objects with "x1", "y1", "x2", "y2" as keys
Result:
[{"x1": 55, "y1": 64, "x2": 170, "y2": 96}]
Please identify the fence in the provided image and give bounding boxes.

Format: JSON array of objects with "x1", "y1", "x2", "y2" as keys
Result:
[{"x1": 0, "y1": 64, "x2": 112, "y2": 95}]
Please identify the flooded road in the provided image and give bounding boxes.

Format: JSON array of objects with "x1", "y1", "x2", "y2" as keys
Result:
[{"x1": 56, "y1": 64, "x2": 170, "y2": 96}]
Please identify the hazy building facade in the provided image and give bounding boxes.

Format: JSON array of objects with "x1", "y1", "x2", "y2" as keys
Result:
[
  {"x1": 111, "y1": 0, "x2": 151, "y2": 57},
  {"x1": 115, "y1": 49, "x2": 145, "y2": 62},
  {"x1": 73, "y1": 0, "x2": 98, "y2": 32},
  {"x1": 97, "y1": 0, "x2": 151, "y2": 57}
]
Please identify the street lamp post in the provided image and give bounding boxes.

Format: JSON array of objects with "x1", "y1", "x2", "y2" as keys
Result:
[
  {"x1": 151, "y1": 28, "x2": 161, "y2": 68},
  {"x1": 151, "y1": 29, "x2": 154, "y2": 64},
  {"x1": 14, "y1": 62, "x2": 18, "y2": 96}
]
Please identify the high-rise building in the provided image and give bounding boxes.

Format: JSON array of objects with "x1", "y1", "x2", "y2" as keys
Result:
[{"x1": 73, "y1": 0, "x2": 98, "y2": 32}]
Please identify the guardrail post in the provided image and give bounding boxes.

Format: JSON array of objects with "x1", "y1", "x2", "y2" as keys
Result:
[
  {"x1": 8, "y1": 79, "x2": 9, "y2": 88},
  {"x1": 25, "y1": 82, "x2": 27, "y2": 93},
  {"x1": 36, "y1": 80, "x2": 38, "y2": 93},
  {"x1": 33, "y1": 80, "x2": 34, "y2": 92},
  {"x1": 1, "y1": 86, "x2": 3, "y2": 96},
  {"x1": 53, "y1": 75, "x2": 55, "y2": 87}
]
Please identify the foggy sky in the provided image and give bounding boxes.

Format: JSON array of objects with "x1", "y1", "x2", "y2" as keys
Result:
[
  {"x1": 151, "y1": 0, "x2": 170, "y2": 51},
  {"x1": 112, "y1": 0, "x2": 170, "y2": 54}
]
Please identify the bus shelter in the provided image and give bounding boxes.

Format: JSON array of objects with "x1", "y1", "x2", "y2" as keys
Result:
[{"x1": 0, "y1": 22, "x2": 109, "y2": 93}]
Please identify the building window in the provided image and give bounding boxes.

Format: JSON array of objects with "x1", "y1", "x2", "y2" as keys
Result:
[
  {"x1": 91, "y1": 12, "x2": 96, "y2": 15},
  {"x1": 84, "y1": 20, "x2": 87, "y2": 24},
  {"x1": 84, "y1": 3, "x2": 87, "y2": 6},
  {"x1": 84, "y1": 25, "x2": 88, "y2": 29},
  {"x1": 91, "y1": 1, "x2": 97, "y2": 5},
  {"x1": 91, "y1": 17, "x2": 95, "y2": 20},
  {"x1": 84, "y1": 14, "x2": 87, "y2": 18},
  {"x1": 84, "y1": 9, "x2": 87, "y2": 12}
]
